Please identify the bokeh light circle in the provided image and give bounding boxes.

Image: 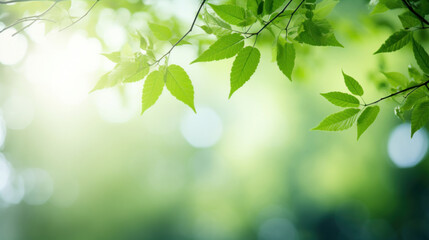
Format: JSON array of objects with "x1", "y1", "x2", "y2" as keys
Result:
[
  {"x1": 0, "y1": 113, "x2": 6, "y2": 148},
  {"x1": 180, "y1": 107, "x2": 223, "y2": 148},
  {"x1": 22, "y1": 168, "x2": 54, "y2": 205},
  {"x1": 388, "y1": 123, "x2": 428, "y2": 168},
  {"x1": 0, "y1": 154, "x2": 11, "y2": 191},
  {"x1": 3, "y1": 95, "x2": 35, "y2": 130}
]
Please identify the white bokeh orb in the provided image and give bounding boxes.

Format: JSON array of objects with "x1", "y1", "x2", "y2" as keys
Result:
[
  {"x1": 180, "y1": 107, "x2": 223, "y2": 148},
  {"x1": 388, "y1": 123, "x2": 428, "y2": 168}
]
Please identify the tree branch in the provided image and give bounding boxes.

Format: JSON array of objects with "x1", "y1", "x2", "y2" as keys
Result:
[
  {"x1": 247, "y1": 0, "x2": 294, "y2": 37},
  {"x1": 11, "y1": 1, "x2": 57, "y2": 36},
  {"x1": 364, "y1": 79, "x2": 429, "y2": 106},
  {"x1": 401, "y1": 0, "x2": 429, "y2": 25},
  {"x1": 151, "y1": 0, "x2": 207, "y2": 66},
  {"x1": 60, "y1": 0, "x2": 99, "y2": 31}
]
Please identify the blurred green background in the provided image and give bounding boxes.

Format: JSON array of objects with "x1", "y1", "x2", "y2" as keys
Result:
[{"x1": 0, "y1": 0, "x2": 428, "y2": 239}]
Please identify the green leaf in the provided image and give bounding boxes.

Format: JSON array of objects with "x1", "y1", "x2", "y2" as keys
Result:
[
  {"x1": 313, "y1": 108, "x2": 360, "y2": 131},
  {"x1": 321, "y1": 92, "x2": 360, "y2": 107},
  {"x1": 248, "y1": 0, "x2": 262, "y2": 15},
  {"x1": 408, "y1": 65, "x2": 423, "y2": 82},
  {"x1": 209, "y1": 4, "x2": 255, "y2": 26},
  {"x1": 398, "y1": 11, "x2": 420, "y2": 28},
  {"x1": 141, "y1": 70, "x2": 164, "y2": 114},
  {"x1": 264, "y1": 0, "x2": 284, "y2": 15},
  {"x1": 148, "y1": 23, "x2": 172, "y2": 41},
  {"x1": 102, "y1": 52, "x2": 121, "y2": 63},
  {"x1": 165, "y1": 65, "x2": 196, "y2": 112},
  {"x1": 374, "y1": 30, "x2": 412, "y2": 54},
  {"x1": 357, "y1": 106, "x2": 380, "y2": 140},
  {"x1": 411, "y1": 100, "x2": 429, "y2": 137},
  {"x1": 295, "y1": 19, "x2": 343, "y2": 47},
  {"x1": 382, "y1": 72, "x2": 408, "y2": 88},
  {"x1": 123, "y1": 56, "x2": 150, "y2": 83},
  {"x1": 192, "y1": 33, "x2": 244, "y2": 63},
  {"x1": 90, "y1": 71, "x2": 116, "y2": 92},
  {"x1": 276, "y1": 40, "x2": 295, "y2": 81},
  {"x1": 371, "y1": 0, "x2": 404, "y2": 14},
  {"x1": 229, "y1": 46, "x2": 261, "y2": 98},
  {"x1": 342, "y1": 71, "x2": 364, "y2": 96},
  {"x1": 314, "y1": 0, "x2": 339, "y2": 18},
  {"x1": 402, "y1": 87, "x2": 429, "y2": 111},
  {"x1": 412, "y1": 40, "x2": 429, "y2": 74}
]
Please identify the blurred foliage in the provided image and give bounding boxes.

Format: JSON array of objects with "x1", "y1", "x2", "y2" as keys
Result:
[{"x1": 0, "y1": 0, "x2": 428, "y2": 239}]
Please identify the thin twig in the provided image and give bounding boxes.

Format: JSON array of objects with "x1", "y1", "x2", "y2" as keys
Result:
[
  {"x1": 401, "y1": 0, "x2": 429, "y2": 25},
  {"x1": 12, "y1": 1, "x2": 57, "y2": 36},
  {"x1": 60, "y1": 0, "x2": 99, "y2": 31},
  {"x1": 150, "y1": 0, "x2": 207, "y2": 66},
  {"x1": 285, "y1": 0, "x2": 305, "y2": 36},
  {"x1": 247, "y1": 0, "x2": 294, "y2": 37},
  {"x1": 364, "y1": 79, "x2": 429, "y2": 106}
]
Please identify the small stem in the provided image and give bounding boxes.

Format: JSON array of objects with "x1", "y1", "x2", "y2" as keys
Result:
[
  {"x1": 401, "y1": 0, "x2": 429, "y2": 26},
  {"x1": 364, "y1": 79, "x2": 429, "y2": 106},
  {"x1": 150, "y1": 0, "x2": 207, "y2": 66},
  {"x1": 247, "y1": 0, "x2": 294, "y2": 36},
  {"x1": 60, "y1": 0, "x2": 99, "y2": 31}
]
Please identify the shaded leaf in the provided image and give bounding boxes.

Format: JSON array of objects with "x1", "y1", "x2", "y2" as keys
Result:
[
  {"x1": 295, "y1": 19, "x2": 343, "y2": 47},
  {"x1": 264, "y1": 0, "x2": 284, "y2": 15},
  {"x1": 383, "y1": 72, "x2": 408, "y2": 88},
  {"x1": 412, "y1": 40, "x2": 429, "y2": 74},
  {"x1": 398, "y1": 11, "x2": 420, "y2": 28},
  {"x1": 402, "y1": 87, "x2": 429, "y2": 111},
  {"x1": 374, "y1": 30, "x2": 412, "y2": 54},
  {"x1": 411, "y1": 100, "x2": 429, "y2": 137}
]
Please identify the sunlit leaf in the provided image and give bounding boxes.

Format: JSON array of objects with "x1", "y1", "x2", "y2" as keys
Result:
[
  {"x1": 314, "y1": 0, "x2": 339, "y2": 18},
  {"x1": 412, "y1": 40, "x2": 429, "y2": 74},
  {"x1": 295, "y1": 19, "x2": 343, "y2": 47},
  {"x1": 276, "y1": 40, "x2": 295, "y2": 81},
  {"x1": 229, "y1": 47, "x2": 261, "y2": 98},
  {"x1": 209, "y1": 4, "x2": 255, "y2": 26},
  {"x1": 165, "y1": 65, "x2": 196, "y2": 112},
  {"x1": 357, "y1": 106, "x2": 380, "y2": 140},
  {"x1": 321, "y1": 92, "x2": 360, "y2": 108},
  {"x1": 313, "y1": 108, "x2": 360, "y2": 131},
  {"x1": 141, "y1": 70, "x2": 164, "y2": 114},
  {"x1": 192, "y1": 33, "x2": 244, "y2": 63}
]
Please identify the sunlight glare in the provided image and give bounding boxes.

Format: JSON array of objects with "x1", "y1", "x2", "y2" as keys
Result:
[{"x1": 0, "y1": 28, "x2": 28, "y2": 65}]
